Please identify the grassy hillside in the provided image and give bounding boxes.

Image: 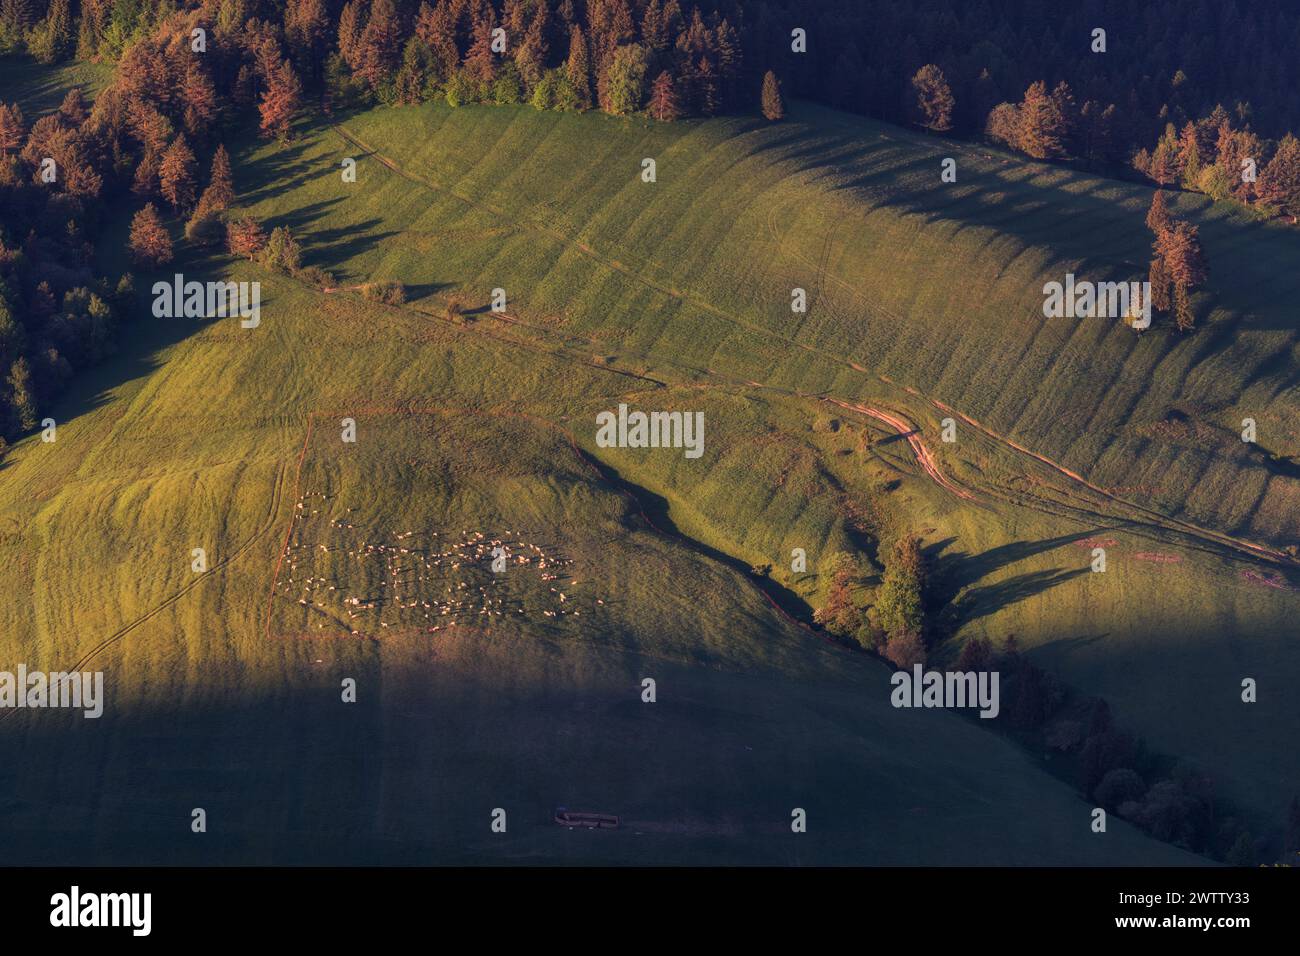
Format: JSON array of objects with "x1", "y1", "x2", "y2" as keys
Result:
[
  {"x1": 0, "y1": 278, "x2": 1197, "y2": 864},
  {"x1": 225, "y1": 99, "x2": 1298, "y2": 829},
  {"x1": 2, "y1": 88, "x2": 1296, "y2": 863},
  {"x1": 315, "y1": 98, "x2": 1300, "y2": 552}
]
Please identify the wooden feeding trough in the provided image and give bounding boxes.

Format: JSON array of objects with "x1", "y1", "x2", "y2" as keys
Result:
[{"x1": 554, "y1": 807, "x2": 619, "y2": 830}]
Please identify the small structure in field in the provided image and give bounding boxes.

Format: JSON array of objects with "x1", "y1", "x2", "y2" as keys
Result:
[{"x1": 554, "y1": 807, "x2": 619, "y2": 830}]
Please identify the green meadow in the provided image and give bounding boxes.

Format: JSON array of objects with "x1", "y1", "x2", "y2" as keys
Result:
[{"x1": 2, "y1": 83, "x2": 1297, "y2": 862}]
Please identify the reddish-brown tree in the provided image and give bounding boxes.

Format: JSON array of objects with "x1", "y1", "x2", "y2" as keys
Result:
[
  {"x1": 1155, "y1": 221, "x2": 1208, "y2": 288},
  {"x1": 57, "y1": 88, "x2": 87, "y2": 126},
  {"x1": 0, "y1": 102, "x2": 25, "y2": 155},
  {"x1": 357, "y1": 0, "x2": 401, "y2": 90},
  {"x1": 159, "y1": 134, "x2": 198, "y2": 212},
  {"x1": 337, "y1": 1, "x2": 366, "y2": 69},
  {"x1": 227, "y1": 218, "x2": 267, "y2": 259},
  {"x1": 128, "y1": 203, "x2": 173, "y2": 267},
  {"x1": 1017, "y1": 81, "x2": 1065, "y2": 159},
  {"x1": 196, "y1": 144, "x2": 234, "y2": 216},
  {"x1": 647, "y1": 71, "x2": 681, "y2": 122},
  {"x1": 760, "y1": 70, "x2": 784, "y2": 122},
  {"x1": 180, "y1": 62, "x2": 218, "y2": 137},
  {"x1": 259, "y1": 59, "x2": 302, "y2": 140},
  {"x1": 1258, "y1": 133, "x2": 1300, "y2": 222},
  {"x1": 1145, "y1": 190, "x2": 1170, "y2": 234},
  {"x1": 565, "y1": 24, "x2": 592, "y2": 109}
]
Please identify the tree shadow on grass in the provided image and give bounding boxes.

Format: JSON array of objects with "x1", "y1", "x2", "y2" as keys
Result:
[
  {"x1": 949, "y1": 566, "x2": 1091, "y2": 626},
  {"x1": 932, "y1": 528, "x2": 1113, "y2": 597}
]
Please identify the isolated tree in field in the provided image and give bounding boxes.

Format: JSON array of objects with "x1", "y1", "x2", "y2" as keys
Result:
[
  {"x1": 910, "y1": 64, "x2": 953, "y2": 132},
  {"x1": 260, "y1": 58, "x2": 302, "y2": 140},
  {"x1": 0, "y1": 102, "x2": 24, "y2": 155},
  {"x1": 128, "y1": 203, "x2": 172, "y2": 267},
  {"x1": 196, "y1": 144, "x2": 234, "y2": 216},
  {"x1": 1154, "y1": 220, "x2": 1207, "y2": 331},
  {"x1": 159, "y1": 135, "x2": 197, "y2": 212},
  {"x1": 1016, "y1": 81, "x2": 1065, "y2": 159},
  {"x1": 648, "y1": 71, "x2": 681, "y2": 122},
  {"x1": 760, "y1": 70, "x2": 784, "y2": 121},
  {"x1": 1258, "y1": 133, "x2": 1300, "y2": 222},
  {"x1": 566, "y1": 25, "x2": 593, "y2": 109},
  {"x1": 227, "y1": 218, "x2": 267, "y2": 259}
]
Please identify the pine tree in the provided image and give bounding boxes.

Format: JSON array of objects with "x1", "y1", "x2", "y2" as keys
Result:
[
  {"x1": 566, "y1": 24, "x2": 592, "y2": 110},
  {"x1": 1149, "y1": 256, "x2": 1172, "y2": 313},
  {"x1": 647, "y1": 71, "x2": 680, "y2": 122},
  {"x1": 128, "y1": 203, "x2": 173, "y2": 267},
  {"x1": 910, "y1": 64, "x2": 953, "y2": 132},
  {"x1": 57, "y1": 88, "x2": 87, "y2": 126},
  {"x1": 514, "y1": 3, "x2": 549, "y2": 91},
  {"x1": 464, "y1": 7, "x2": 499, "y2": 94},
  {"x1": 357, "y1": 0, "x2": 401, "y2": 92},
  {"x1": 6, "y1": 356, "x2": 37, "y2": 433},
  {"x1": 1258, "y1": 133, "x2": 1300, "y2": 222},
  {"x1": 260, "y1": 58, "x2": 303, "y2": 140},
  {"x1": 1172, "y1": 282, "x2": 1195, "y2": 332},
  {"x1": 642, "y1": 0, "x2": 666, "y2": 52},
  {"x1": 760, "y1": 70, "x2": 784, "y2": 122},
  {"x1": 286, "y1": 0, "x2": 328, "y2": 66},
  {"x1": 1050, "y1": 80, "x2": 1077, "y2": 152},
  {"x1": 1146, "y1": 190, "x2": 1171, "y2": 234},
  {"x1": 1016, "y1": 81, "x2": 1065, "y2": 159},
  {"x1": 159, "y1": 135, "x2": 197, "y2": 212},
  {"x1": 0, "y1": 102, "x2": 24, "y2": 155},
  {"x1": 338, "y1": 1, "x2": 366, "y2": 71},
  {"x1": 196, "y1": 144, "x2": 234, "y2": 216},
  {"x1": 1156, "y1": 220, "x2": 1208, "y2": 288}
]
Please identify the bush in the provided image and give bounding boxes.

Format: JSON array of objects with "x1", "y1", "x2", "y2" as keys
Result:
[
  {"x1": 361, "y1": 280, "x2": 406, "y2": 305},
  {"x1": 297, "y1": 266, "x2": 336, "y2": 289},
  {"x1": 1094, "y1": 768, "x2": 1146, "y2": 811},
  {"x1": 883, "y1": 629, "x2": 927, "y2": 669},
  {"x1": 445, "y1": 295, "x2": 467, "y2": 324},
  {"x1": 258, "y1": 225, "x2": 302, "y2": 274}
]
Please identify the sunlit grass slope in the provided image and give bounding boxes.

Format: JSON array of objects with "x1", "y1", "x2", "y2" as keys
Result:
[
  {"x1": 0, "y1": 285, "x2": 1198, "y2": 863},
  {"x1": 226, "y1": 100, "x2": 1300, "y2": 828}
]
